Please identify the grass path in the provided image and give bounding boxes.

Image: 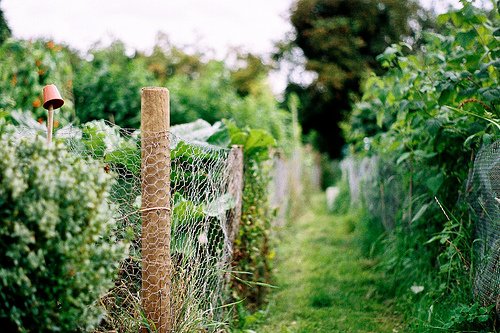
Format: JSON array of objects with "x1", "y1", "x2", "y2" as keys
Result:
[{"x1": 245, "y1": 193, "x2": 405, "y2": 333}]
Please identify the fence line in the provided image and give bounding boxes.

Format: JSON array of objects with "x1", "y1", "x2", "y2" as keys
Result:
[
  {"x1": 11, "y1": 85, "x2": 303, "y2": 331},
  {"x1": 467, "y1": 140, "x2": 499, "y2": 313},
  {"x1": 341, "y1": 142, "x2": 500, "y2": 315}
]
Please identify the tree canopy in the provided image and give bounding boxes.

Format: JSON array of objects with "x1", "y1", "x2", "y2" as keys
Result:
[
  {"x1": 0, "y1": 1, "x2": 11, "y2": 45},
  {"x1": 282, "y1": 0, "x2": 431, "y2": 157}
]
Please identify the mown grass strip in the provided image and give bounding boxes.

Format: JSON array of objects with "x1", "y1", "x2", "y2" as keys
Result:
[{"x1": 242, "y1": 193, "x2": 405, "y2": 333}]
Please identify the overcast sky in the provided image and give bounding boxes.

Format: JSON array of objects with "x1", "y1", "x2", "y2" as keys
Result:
[
  {"x1": 2, "y1": 0, "x2": 469, "y2": 57},
  {"x1": 1, "y1": 0, "x2": 478, "y2": 93},
  {"x1": 2, "y1": 0, "x2": 293, "y2": 58}
]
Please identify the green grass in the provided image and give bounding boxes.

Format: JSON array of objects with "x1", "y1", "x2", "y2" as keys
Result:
[{"x1": 240, "y1": 193, "x2": 405, "y2": 333}]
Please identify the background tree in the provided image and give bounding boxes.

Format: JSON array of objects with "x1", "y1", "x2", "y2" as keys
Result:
[
  {"x1": 281, "y1": 0, "x2": 432, "y2": 157},
  {"x1": 0, "y1": 1, "x2": 11, "y2": 45},
  {"x1": 73, "y1": 41, "x2": 153, "y2": 128},
  {"x1": 230, "y1": 52, "x2": 271, "y2": 97}
]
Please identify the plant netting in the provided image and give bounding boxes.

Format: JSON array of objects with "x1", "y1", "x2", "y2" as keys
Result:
[
  {"x1": 467, "y1": 140, "x2": 500, "y2": 314},
  {"x1": 14, "y1": 120, "x2": 237, "y2": 332}
]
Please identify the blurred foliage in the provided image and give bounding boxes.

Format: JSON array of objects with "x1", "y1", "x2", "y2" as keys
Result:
[
  {"x1": 0, "y1": 39, "x2": 75, "y2": 124},
  {"x1": 0, "y1": 33, "x2": 291, "y2": 153},
  {"x1": 141, "y1": 33, "x2": 205, "y2": 81},
  {"x1": 136, "y1": 40, "x2": 292, "y2": 151},
  {"x1": 0, "y1": 1, "x2": 10, "y2": 45},
  {"x1": 279, "y1": 0, "x2": 433, "y2": 157},
  {"x1": 73, "y1": 41, "x2": 153, "y2": 128},
  {"x1": 230, "y1": 53, "x2": 272, "y2": 97},
  {"x1": 224, "y1": 120, "x2": 277, "y2": 310},
  {"x1": 0, "y1": 127, "x2": 127, "y2": 332},
  {"x1": 320, "y1": 156, "x2": 341, "y2": 189},
  {"x1": 344, "y1": 2, "x2": 499, "y2": 330}
]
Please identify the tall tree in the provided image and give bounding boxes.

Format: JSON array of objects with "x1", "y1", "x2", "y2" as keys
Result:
[
  {"x1": 0, "y1": 0, "x2": 11, "y2": 45},
  {"x1": 281, "y1": 0, "x2": 431, "y2": 157}
]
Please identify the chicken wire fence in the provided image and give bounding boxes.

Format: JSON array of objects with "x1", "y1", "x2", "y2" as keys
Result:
[
  {"x1": 341, "y1": 141, "x2": 500, "y2": 313},
  {"x1": 340, "y1": 156, "x2": 402, "y2": 231},
  {"x1": 14, "y1": 120, "x2": 240, "y2": 332},
  {"x1": 269, "y1": 151, "x2": 289, "y2": 227},
  {"x1": 467, "y1": 140, "x2": 499, "y2": 312},
  {"x1": 269, "y1": 145, "x2": 321, "y2": 227}
]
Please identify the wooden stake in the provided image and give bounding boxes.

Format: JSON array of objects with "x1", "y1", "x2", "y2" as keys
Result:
[
  {"x1": 226, "y1": 145, "x2": 244, "y2": 256},
  {"x1": 46, "y1": 105, "x2": 54, "y2": 144},
  {"x1": 141, "y1": 87, "x2": 172, "y2": 333}
]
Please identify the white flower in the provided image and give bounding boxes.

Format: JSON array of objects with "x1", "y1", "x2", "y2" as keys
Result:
[{"x1": 410, "y1": 285, "x2": 424, "y2": 294}]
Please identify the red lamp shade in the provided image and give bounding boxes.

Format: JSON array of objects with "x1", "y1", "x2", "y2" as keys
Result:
[{"x1": 42, "y1": 84, "x2": 64, "y2": 110}]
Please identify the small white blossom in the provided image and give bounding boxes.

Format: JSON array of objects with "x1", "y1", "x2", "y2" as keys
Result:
[{"x1": 410, "y1": 285, "x2": 424, "y2": 294}]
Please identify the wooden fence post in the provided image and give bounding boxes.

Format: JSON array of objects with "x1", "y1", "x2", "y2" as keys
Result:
[
  {"x1": 141, "y1": 87, "x2": 172, "y2": 332},
  {"x1": 226, "y1": 145, "x2": 244, "y2": 256}
]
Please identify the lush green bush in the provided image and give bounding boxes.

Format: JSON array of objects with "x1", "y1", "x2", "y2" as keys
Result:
[
  {"x1": 73, "y1": 42, "x2": 153, "y2": 128},
  {"x1": 224, "y1": 120, "x2": 277, "y2": 310},
  {"x1": 165, "y1": 60, "x2": 292, "y2": 150},
  {"x1": 0, "y1": 128, "x2": 127, "y2": 332},
  {"x1": 344, "y1": 2, "x2": 499, "y2": 330},
  {"x1": 0, "y1": 39, "x2": 75, "y2": 124}
]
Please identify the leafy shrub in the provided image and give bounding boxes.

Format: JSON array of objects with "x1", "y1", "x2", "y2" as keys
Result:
[
  {"x1": 344, "y1": 2, "x2": 499, "y2": 330},
  {"x1": 223, "y1": 120, "x2": 277, "y2": 309},
  {"x1": 166, "y1": 60, "x2": 292, "y2": 150},
  {"x1": 0, "y1": 39, "x2": 75, "y2": 123},
  {"x1": 0, "y1": 128, "x2": 127, "y2": 332},
  {"x1": 73, "y1": 42, "x2": 153, "y2": 128},
  {"x1": 165, "y1": 119, "x2": 279, "y2": 311}
]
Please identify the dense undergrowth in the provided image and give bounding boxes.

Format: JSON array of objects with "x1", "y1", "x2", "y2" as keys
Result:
[
  {"x1": 0, "y1": 31, "x2": 292, "y2": 331},
  {"x1": 241, "y1": 194, "x2": 405, "y2": 333},
  {"x1": 342, "y1": 2, "x2": 499, "y2": 331},
  {"x1": 0, "y1": 127, "x2": 127, "y2": 332}
]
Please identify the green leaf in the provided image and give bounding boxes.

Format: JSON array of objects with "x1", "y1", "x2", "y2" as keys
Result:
[
  {"x1": 173, "y1": 200, "x2": 205, "y2": 222},
  {"x1": 230, "y1": 132, "x2": 249, "y2": 146},
  {"x1": 438, "y1": 89, "x2": 454, "y2": 105},
  {"x1": 171, "y1": 140, "x2": 206, "y2": 161},
  {"x1": 104, "y1": 144, "x2": 140, "y2": 175},
  {"x1": 206, "y1": 123, "x2": 231, "y2": 147},
  {"x1": 376, "y1": 110, "x2": 384, "y2": 128},
  {"x1": 245, "y1": 129, "x2": 275, "y2": 151},
  {"x1": 455, "y1": 30, "x2": 478, "y2": 48},
  {"x1": 426, "y1": 174, "x2": 444, "y2": 195},
  {"x1": 411, "y1": 203, "x2": 429, "y2": 223},
  {"x1": 480, "y1": 87, "x2": 500, "y2": 103},
  {"x1": 396, "y1": 152, "x2": 411, "y2": 165},
  {"x1": 243, "y1": 129, "x2": 275, "y2": 161}
]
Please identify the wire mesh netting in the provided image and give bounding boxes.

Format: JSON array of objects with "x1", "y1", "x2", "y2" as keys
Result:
[
  {"x1": 340, "y1": 156, "x2": 402, "y2": 231},
  {"x1": 269, "y1": 151, "x2": 289, "y2": 227},
  {"x1": 467, "y1": 140, "x2": 500, "y2": 313},
  {"x1": 15, "y1": 120, "x2": 238, "y2": 332},
  {"x1": 342, "y1": 143, "x2": 500, "y2": 315}
]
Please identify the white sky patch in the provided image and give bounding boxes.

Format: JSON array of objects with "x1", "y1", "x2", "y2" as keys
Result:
[
  {"x1": 1, "y1": 0, "x2": 293, "y2": 58},
  {"x1": 1, "y1": 0, "x2": 491, "y2": 94}
]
